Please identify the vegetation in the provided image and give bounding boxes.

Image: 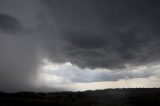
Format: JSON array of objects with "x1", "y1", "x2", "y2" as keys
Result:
[{"x1": 0, "y1": 88, "x2": 160, "y2": 106}]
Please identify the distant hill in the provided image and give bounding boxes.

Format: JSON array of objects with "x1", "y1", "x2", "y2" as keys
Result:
[{"x1": 0, "y1": 88, "x2": 160, "y2": 106}]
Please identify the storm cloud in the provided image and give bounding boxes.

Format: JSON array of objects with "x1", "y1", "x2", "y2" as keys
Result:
[
  {"x1": 41, "y1": 0, "x2": 160, "y2": 69},
  {"x1": 1, "y1": 0, "x2": 160, "y2": 91}
]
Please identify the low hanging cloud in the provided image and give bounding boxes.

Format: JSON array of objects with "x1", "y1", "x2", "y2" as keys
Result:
[
  {"x1": 36, "y1": 59, "x2": 160, "y2": 90},
  {"x1": 0, "y1": 0, "x2": 160, "y2": 91},
  {"x1": 38, "y1": 59, "x2": 160, "y2": 83}
]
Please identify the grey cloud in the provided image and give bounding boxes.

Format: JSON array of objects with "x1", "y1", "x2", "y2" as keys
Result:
[
  {"x1": 41, "y1": 0, "x2": 160, "y2": 69},
  {"x1": 64, "y1": 29, "x2": 106, "y2": 49},
  {"x1": 40, "y1": 61, "x2": 160, "y2": 83},
  {"x1": 0, "y1": 13, "x2": 22, "y2": 33},
  {"x1": 0, "y1": 0, "x2": 68, "y2": 92},
  {"x1": 1, "y1": 0, "x2": 160, "y2": 91}
]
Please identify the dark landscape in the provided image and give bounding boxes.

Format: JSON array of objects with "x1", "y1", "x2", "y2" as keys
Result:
[{"x1": 0, "y1": 88, "x2": 160, "y2": 106}]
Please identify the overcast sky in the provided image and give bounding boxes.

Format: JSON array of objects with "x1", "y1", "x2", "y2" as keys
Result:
[{"x1": 0, "y1": 0, "x2": 160, "y2": 92}]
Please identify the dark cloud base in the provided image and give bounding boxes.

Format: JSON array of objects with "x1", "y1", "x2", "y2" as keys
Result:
[{"x1": 41, "y1": 0, "x2": 160, "y2": 69}]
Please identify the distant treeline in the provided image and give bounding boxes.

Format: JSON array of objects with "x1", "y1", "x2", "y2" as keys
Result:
[{"x1": 0, "y1": 88, "x2": 160, "y2": 106}]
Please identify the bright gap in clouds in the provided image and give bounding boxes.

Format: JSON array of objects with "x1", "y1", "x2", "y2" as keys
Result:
[{"x1": 34, "y1": 58, "x2": 160, "y2": 91}]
